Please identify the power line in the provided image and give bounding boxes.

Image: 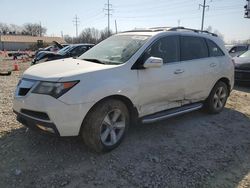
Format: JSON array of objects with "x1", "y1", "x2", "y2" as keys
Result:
[
  {"x1": 199, "y1": 0, "x2": 210, "y2": 31},
  {"x1": 73, "y1": 15, "x2": 80, "y2": 38},
  {"x1": 104, "y1": 0, "x2": 113, "y2": 35}
]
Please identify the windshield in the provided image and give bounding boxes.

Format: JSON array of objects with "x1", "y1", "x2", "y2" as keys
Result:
[
  {"x1": 79, "y1": 35, "x2": 150, "y2": 64},
  {"x1": 58, "y1": 46, "x2": 72, "y2": 55},
  {"x1": 239, "y1": 50, "x2": 250, "y2": 58}
]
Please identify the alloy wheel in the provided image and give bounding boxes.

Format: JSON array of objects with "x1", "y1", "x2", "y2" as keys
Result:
[
  {"x1": 100, "y1": 109, "x2": 126, "y2": 146},
  {"x1": 213, "y1": 86, "x2": 227, "y2": 110}
]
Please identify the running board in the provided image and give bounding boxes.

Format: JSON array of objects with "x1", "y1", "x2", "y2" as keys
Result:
[{"x1": 141, "y1": 103, "x2": 203, "y2": 124}]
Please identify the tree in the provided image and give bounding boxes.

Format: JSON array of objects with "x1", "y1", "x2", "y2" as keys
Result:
[
  {"x1": 23, "y1": 23, "x2": 47, "y2": 36},
  {"x1": 78, "y1": 28, "x2": 100, "y2": 44},
  {"x1": 64, "y1": 35, "x2": 73, "y2": 44},
  {"x1": 9, "y1": 24, "x2": 23, "y2": 34},
  {"x1": 0, "y1": 23, "x2": 10, "y2": 34},
  {"x1": 99, "y1": 28, "x2": 111, "y2": 42}
]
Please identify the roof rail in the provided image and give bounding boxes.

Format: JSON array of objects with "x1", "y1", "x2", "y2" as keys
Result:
[
  {"x1": 168, "y1": 27, "x2": 218, "y2": 37},
  {"x1": 122, "y1": 28, "x2": 168, "y2": 33},
  {"x1": 122, "y1": 26, "x2": 218, "y2": 37}
]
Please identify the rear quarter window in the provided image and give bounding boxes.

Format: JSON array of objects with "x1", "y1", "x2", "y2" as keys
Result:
[{"x1": 206, "y1": 39, "x2": 224, "y2": 57}]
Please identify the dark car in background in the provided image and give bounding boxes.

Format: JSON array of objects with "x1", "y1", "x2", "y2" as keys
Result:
[
  {"x1": 234, "y1": 50, "x2": 250, "y2": 83},
  {"x1": 32, "y1": 44, "x2": 94, "y2": 65},
  {"x1": 229, "y1": 44, "x2": 250, "y2": 57}
]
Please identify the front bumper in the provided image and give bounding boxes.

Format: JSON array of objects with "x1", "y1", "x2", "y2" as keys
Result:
[
  {"x1": 235, "y1": 69, "x2": 250, "y2": 82},
  {"x1": 13, "y1": 93, "x2": 95, "y2": 136},
  {"x1": 14, "y1": 110, "x2": 60, "y2": 136}
]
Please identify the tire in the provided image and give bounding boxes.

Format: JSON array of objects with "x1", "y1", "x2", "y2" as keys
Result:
[
  {"x1": 81, "y1": 99, "x2": 130, "y2": 153},
  {"x1": 205, "y1": 81, "x2": 229, "y2": 114}
]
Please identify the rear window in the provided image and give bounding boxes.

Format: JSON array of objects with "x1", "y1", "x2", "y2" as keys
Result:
[
  {"x1": 206, "y1": 39, "x2": 224, "y2": 57},
  {"x1": 181, "y1": 36, "x2": 208, "y2": 61}
]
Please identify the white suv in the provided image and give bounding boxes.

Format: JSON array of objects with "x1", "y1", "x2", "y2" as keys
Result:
[{"x1": 13, "y1": 27, "x2": 234, "y2": 152}]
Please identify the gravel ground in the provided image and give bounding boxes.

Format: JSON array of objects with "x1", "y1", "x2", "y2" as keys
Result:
[{"x1": 0, "y1": 61, "x2": 250, "y2": 188}]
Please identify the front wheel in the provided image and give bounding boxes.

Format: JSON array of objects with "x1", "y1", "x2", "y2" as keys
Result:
[
  {"x1": 205, "y1": 81, "x2": 229, "y2": 114},
  {"x1": 81, "y1": 99, "x2": 129, "y2": 152}
]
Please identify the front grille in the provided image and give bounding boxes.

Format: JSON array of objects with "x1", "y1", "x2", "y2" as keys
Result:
[
  {"x1": 18, "y1": 88, "x2": 31, "y2": 96},
  {"x1": 21, "y1": 109, "x2": 50, "y2": 121}
]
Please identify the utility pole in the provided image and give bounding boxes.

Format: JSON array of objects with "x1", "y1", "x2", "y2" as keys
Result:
[
  {"x1": 115, "y1": 20, "x2": 118, "y2": 34},
  {"x1": 73, "y1": 15, "x2": 80, "y2": 38},
  {"x1": 178, "y1": 19, "x2": 181, "y2": 27},
  {"x1": 39, "y1": 21, "x2": 42, "y2": 36},
  {"x1": 104, "y1": 0, "x2": 113, "y2": 36},
  {"x1": 199, "y1": 0, "x2": 209, "y2": 31}
]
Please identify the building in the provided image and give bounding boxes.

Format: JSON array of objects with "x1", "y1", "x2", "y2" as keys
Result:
[{"x1": 0, "y1": 35, "x2": 66, "y2": 51}]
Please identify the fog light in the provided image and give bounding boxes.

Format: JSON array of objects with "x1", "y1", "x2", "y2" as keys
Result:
[{"x1": 36, "y1": 124, "x2": 55, "y2": 133}]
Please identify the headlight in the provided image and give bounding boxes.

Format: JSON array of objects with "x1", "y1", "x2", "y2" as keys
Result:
[{"x1": 32, "y1": 81, "x2": 79, "y2": 98}]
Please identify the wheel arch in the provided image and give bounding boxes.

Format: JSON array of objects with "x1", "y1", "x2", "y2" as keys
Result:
[
  {"x1": 79, "y1": 95, "x2": 139, "y2": 135},
  {"x1": 216, "y1": 77, "x2": 231, "y2": 92}
]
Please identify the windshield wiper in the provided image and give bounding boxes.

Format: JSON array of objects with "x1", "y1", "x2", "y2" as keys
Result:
[{"x1": 82, "y1": 58, "x2": 105, "y2": 64}]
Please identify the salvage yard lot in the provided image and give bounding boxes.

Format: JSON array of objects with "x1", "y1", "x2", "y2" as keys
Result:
[{"x1": 0, "y1": 62, "x2": 250, "y2": 188}]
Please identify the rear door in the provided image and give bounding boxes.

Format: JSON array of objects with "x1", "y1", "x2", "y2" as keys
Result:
[{"x1": 178, "y1": 35, "x2": 213, "y2": 104}]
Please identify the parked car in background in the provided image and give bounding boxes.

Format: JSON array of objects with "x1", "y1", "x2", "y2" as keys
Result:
[
  {"x1": 14, "y1": 27, "x2": 234, "y2": 152},
  {"x1": 228, "y1": 44, "x2": 250, "y2": 57},
  {"x1": 233, "y1": 50, "x2": 250, "y2": 83},
  {"x1": 32, "y1": 44, "x2": 94, "y2": 65},
  {"x1": 34, "y1": 41, "x2": 68, "y2": 57}
]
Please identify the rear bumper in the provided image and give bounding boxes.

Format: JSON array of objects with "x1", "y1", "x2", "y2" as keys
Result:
[{"x1": 235, "y1": 69, "x2": 250, "y2": 82}]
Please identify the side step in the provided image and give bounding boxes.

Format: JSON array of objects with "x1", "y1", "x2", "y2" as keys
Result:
[{"x1": 141, "y1": 103, "x2": 203, "y2": 124}]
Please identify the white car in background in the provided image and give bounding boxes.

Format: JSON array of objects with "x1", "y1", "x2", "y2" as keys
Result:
[{"x1": 13, "y1": 27, "x2": 234, "y2": 152}]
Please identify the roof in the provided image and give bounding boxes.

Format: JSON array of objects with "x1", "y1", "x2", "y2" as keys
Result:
[{"x1": 0, "y1": 35, "x2": 66, "y2": 44}]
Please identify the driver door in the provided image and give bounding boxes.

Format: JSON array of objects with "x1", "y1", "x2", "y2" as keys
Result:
[{"x1": 137, "y1": 35, "x2": 185, "y2": 117}]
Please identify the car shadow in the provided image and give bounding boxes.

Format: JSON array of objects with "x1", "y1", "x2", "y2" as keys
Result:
[{"x1": 1, "y1": 108, "x2": 250, "y2": 187}]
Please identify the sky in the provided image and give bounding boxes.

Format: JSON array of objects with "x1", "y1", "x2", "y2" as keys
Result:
[{"x1": 0, "y1": 0, "x2": 249, "y2": 43}]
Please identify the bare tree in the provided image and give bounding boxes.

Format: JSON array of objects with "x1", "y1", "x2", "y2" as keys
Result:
[
  {"x1": 78, "y1": 28, "x2": 100, "y2": 44},
  {"x1": 9, "y1": 24, "x2": 23, "y2": 34},
  {"x1": 64, "y1": 35, "x2": 73, "y2": 44},
  {"x1": 99, "y1": 28, "x2": 111, "y2": 42},
  {"x1": 0, "y1": 23, "x2": 10, "y2": 34},
  {"x1": 23, "y1": 23, "x2": 47, "y2": 36}
]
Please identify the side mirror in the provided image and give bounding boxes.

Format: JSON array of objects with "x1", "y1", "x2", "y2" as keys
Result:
[{"x1": 143, "y1": 57, "x2": 163, "y2": 68}]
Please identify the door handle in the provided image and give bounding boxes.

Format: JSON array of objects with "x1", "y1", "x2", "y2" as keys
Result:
[
  {"x1": 174, "y1": 69, "x2": 184, "y2": 74},
  {"x1": 210, "y1": 63, "x2": 216, "y2": 67}
]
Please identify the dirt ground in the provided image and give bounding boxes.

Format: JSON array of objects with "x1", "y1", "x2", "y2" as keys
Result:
[{"x1": 0, "y1": 61, "x2": 250, "y2": 188}]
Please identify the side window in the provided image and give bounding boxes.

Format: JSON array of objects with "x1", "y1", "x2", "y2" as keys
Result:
[
  {"x1": 143, "y1": 35, "x2": 180, "y2": 64},
  {"x1": 78, "y1": 46, "x2": 87, "y2": 55},
  {"x1": 237, "y1": 46, "x2": 248, "y2": 51},
  {"x1": 181, "y1": 36, "x2": 209, "y2": 61},
  {"x1": 206, "y1": 39, "x2": 224, "y2": 57},
  {"x1": 71, "y1": 46, "x2": 87, "y2": 56}
]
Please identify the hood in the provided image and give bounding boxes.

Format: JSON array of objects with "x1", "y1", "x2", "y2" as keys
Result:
[
  {"x1": 23, "y1": 58, "x2": 117, "y2": 81},
  {"x1": 35, "y1": 51, "x2": 62, "y2": 62},
  {"x1": 233, "y1": 57, "x2": 250, "y2": 69}
]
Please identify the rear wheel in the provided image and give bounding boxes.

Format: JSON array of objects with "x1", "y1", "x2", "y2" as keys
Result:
[
  {"x1": 205, "y1": 81, "x2": 229, "y2": 114},
  {"x1": 81, "y1": 99, "x2": 129, "y2": 152}
]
